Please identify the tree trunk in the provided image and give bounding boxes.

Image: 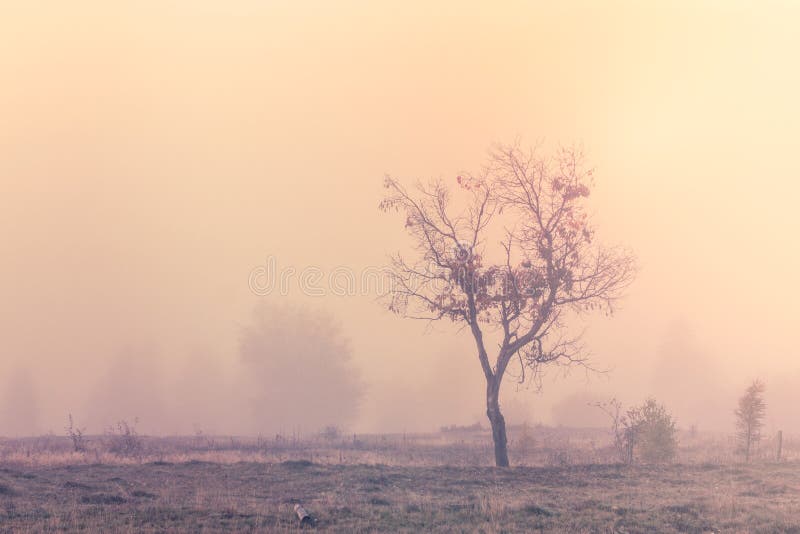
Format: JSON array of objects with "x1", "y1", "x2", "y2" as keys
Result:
[
  {"x1": 486, "y1": 378, "x2": 510, "y2": 467},
  {"x1": 745, "y1": 426, "x2": 751, "y2": 463}
]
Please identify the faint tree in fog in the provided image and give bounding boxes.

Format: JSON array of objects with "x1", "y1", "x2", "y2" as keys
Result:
[
  {"x1": 735, "y1": 380, "x2": 766, "y2": 462},
  {"x1": 651, "y1": 321, "x2": 725, "y2": 429},
  {"x1": 171, "y1": 350, "x2": 232, "y2": 435},
  {"x1": 381, "y1": 142, "x2": 635, "y2": 466},
  {"x1": 85, "y1": 344, "x2": 166, "y2": 434},
  {"x1": 0, "y1": 365, "x2": 40, "y2": 437},
  {"x1": 552, "y1": 391, "x2": 606, "y2": 428},
  {"x1": 239, "y1": 303, "x2": 363, "y2": 434}
]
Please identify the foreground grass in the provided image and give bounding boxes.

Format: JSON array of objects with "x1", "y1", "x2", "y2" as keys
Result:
[{"x1": 0, "y1": 460, "x2": 798, "y2": 532}]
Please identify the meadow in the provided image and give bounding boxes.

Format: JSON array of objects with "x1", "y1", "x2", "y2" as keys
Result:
[{"x1": 0, "y1": 426, "x2": 797, "y2": 532}]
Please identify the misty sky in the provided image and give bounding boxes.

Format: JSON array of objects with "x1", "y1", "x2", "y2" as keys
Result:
[{"x1": 1, "y1": 1, "x2": 799, "y2": 436}]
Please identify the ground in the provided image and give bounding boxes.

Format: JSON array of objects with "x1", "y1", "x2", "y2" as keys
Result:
[{"x1": 1, "y1": 460, "x2": 799, "y2": 532}]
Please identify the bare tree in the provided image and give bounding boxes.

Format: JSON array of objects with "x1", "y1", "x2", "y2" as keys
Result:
[
  {"x1": 735, "y1": 380, "x2": 766, "y2": 462},
  {"x1": 593, "y1": 398, "x2": 629, "y2": 463},
  {"x1": 380, "y1": 143, "x2": 635, "y2": 466}
]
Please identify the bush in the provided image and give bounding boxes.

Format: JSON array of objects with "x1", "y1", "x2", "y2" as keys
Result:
[
  {"x1": 624, "y1": 398, "x2": 677, "y2": 463},
  {"x1": 65, "y1": 414, "x2": 88, "y2": 453},
  {"x1": 106, "y1": 419, "x2": 143, "y2": 458},
  {"x1": 320, "y1": 425, "x2": 341, "y2": 441}
]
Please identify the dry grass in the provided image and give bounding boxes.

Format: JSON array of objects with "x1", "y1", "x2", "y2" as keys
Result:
[
  {"x1": 1, "y1": 460, "x2": 799, "y2": 532},
  {"x1": 0, "y1": 428, "x2": 797, "y2": 532},
  {"x1": 0, "y1": 425, "x2": 794, "y2": 467}
]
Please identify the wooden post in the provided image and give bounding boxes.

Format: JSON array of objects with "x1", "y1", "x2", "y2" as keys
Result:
[{"x1": 777, "y1": 430, "x2": 783, "y2": 462}]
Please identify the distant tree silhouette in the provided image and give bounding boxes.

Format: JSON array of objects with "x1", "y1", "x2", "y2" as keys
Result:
[
  {"x1": 85, "y1": 343, "x2": 166, "y2": 434},
  {"x1": 0, "y1": 365, "x2": 40, "y2": 437},
  {"x1": 239, "y1": 303, "x2": 363, "y2": 435},
  {"x1": 552, "y1": 391, "x2": 606, "y2": 428},
  {"x1": 735, "y1": 380, "x2": 766, "y2": 462},
  {"x1": 651, "y1": 321, "x2": 725, "y2": 429}
]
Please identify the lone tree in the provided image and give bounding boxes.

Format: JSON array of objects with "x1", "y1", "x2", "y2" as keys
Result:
[
  {"x1": 380, "y1": 143, "x2": 635, "y2": 466},
  {"x1": 735, "y1": 380, "x2": 766, "y2": 462}
]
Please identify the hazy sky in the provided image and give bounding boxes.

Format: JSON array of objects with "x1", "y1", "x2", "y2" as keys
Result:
[{"x1": 1, "y1": 1, "x2": 799, "y2": 435}]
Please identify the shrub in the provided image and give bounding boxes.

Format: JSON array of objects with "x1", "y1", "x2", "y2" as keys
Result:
[
  {"x1": 106, "y1": 419, "x2": 143, "y2": 458},
  {"x1": 624, "y1": 398, "x2": 677, "y2": 463},
  {"x1": 65, "y1": 414, "x2": 88, "y2": 452},
  {"x1": 320, "y1": 425, "x2": 341, "y2": 441}
]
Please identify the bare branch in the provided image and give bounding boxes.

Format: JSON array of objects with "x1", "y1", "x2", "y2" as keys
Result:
[{"x1": 380, "y1": 142, "x2": 636, "y2": 400}]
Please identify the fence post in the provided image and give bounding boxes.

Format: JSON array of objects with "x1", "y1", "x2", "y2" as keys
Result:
[{"x1": 777, "y1": 430, "x2": 783, "y2": 462}]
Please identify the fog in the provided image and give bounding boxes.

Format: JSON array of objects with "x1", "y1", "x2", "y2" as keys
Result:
[{"x1": 1, "y1": 1, "x2": 799, "y2": 437}]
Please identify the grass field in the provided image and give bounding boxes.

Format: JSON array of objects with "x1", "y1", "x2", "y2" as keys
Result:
[
  {"x1": 1, "y1": 459, "x2": 799, "y2": 532},
  {"x1": 0, "y1": 429, "x2": 797, "y2": 532}
]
